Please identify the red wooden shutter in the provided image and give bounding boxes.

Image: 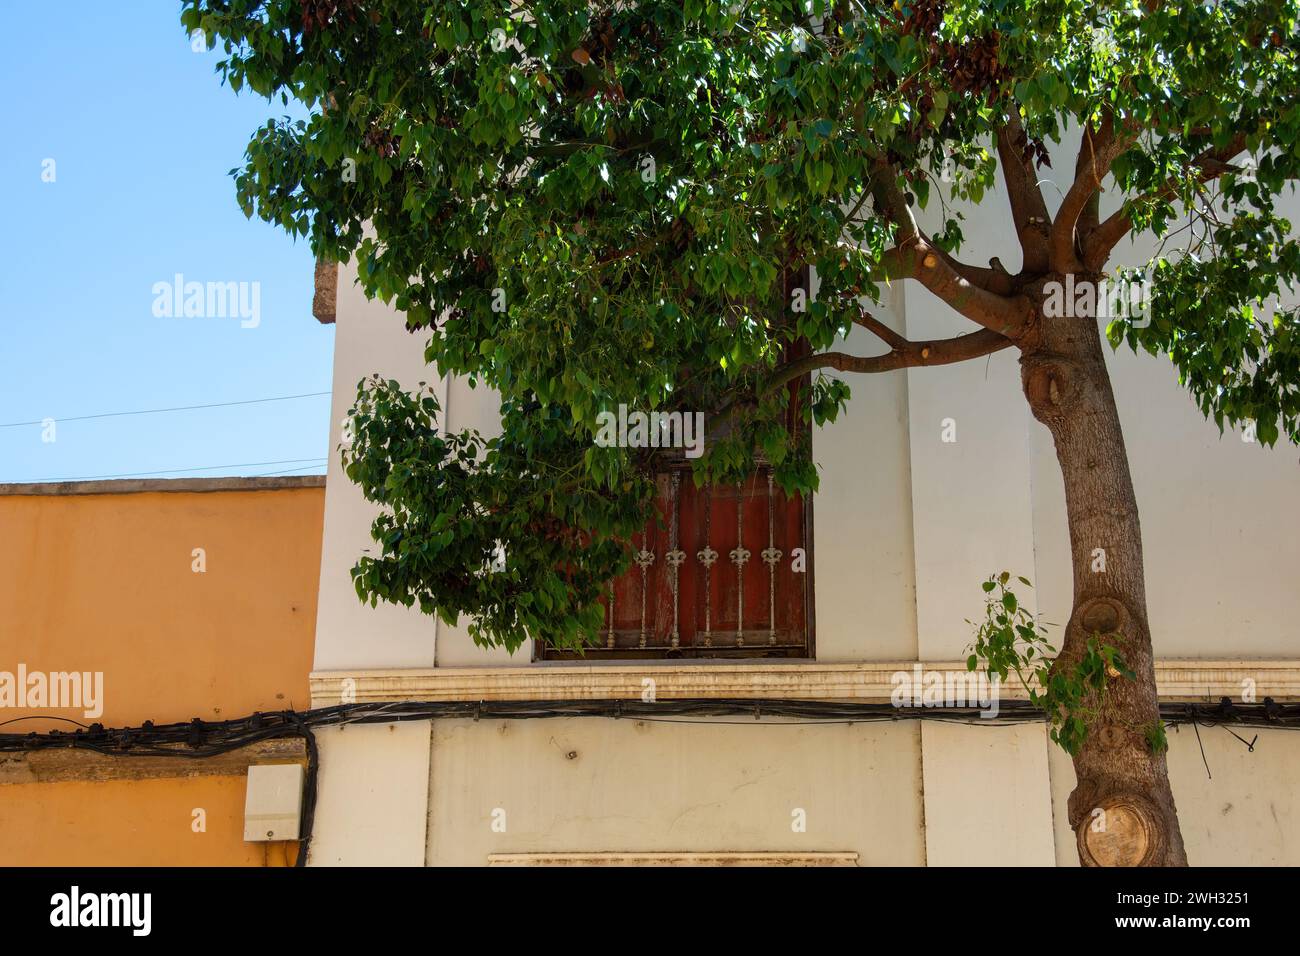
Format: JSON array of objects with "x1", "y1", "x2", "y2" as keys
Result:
[
  {"x1": 543, "y1": 465, "x2": 812, "y2": 659},
  {"x1": 541, "y1": 355, "x2": 813, "y2": 659}
]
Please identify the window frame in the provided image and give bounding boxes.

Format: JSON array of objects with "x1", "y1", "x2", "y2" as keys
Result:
[{"x1": 535, "y1": 463, "x2": 816, "y2": 662}]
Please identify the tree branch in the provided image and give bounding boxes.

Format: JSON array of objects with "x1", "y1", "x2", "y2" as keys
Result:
[
  {"x1": 995, "y1": 111, "x2": 1052, "y2": 274},
  {"x1": 851, "y1": 309, "x2": 908, "y2": 348},
  {"x1": 927, "y1": 243, "x2": 1020, "y2": 296},
  {"x1": 864, "y1": 157, "x2": 1034, "y2": 338},
  {"x1": 1083, "y1": 133, "x2": 1248, "y2": 270},
  {"x1": 874, "y1": 240, "x2": 1034, "y2": 338},
  {"x1": 1051, "y1": 113, "x2": 1139, "y2": 271},
  {"x1": 765, "y1": 326, "x2": 1013, "y2": 393}
]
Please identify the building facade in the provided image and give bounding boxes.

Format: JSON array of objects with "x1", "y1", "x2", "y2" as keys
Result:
[{"x1": 304, "y1": 148, "x2": 1300, "y2": 867}]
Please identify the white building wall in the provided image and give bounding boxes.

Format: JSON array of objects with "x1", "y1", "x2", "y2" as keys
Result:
[
  {"x1": 314, "y1": 275, "x2": 439, "y2": 671},
  {"x1": 308, "y1": 721, "x2": 432, "y2": 867},
  {"x1": 811, "y1": 283, "x2": 919, "y2": 660},
  {"x1": 921, "y1": 722, "x2": 1057, "y2": 866},
  {"x1": 427, "y1": 718, "x2": 925, "y2": 866},
  {"x1": 1049, "y1": 726, "x2": 1300, "y2": 866}
]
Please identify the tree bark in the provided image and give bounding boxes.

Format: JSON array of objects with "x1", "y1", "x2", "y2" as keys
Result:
[{"x1": 1019, "y1": 282, "x2": 1188, "y2": 866}]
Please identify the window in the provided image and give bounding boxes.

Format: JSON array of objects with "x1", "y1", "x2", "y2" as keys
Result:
[{"x1": 539, "y1": 462, "x2": 814, "y2": 659}]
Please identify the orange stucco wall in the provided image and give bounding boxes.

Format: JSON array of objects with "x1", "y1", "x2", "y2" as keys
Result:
[
  {"x1": 0, "y1": 483, "x2": 323, "y2": 865},
  {"x1": 0, "y1": 485, "x2": 323, "y2": 728},
  {"x1": 0, "y1": 775, "x2": 298, "y2": 866}
]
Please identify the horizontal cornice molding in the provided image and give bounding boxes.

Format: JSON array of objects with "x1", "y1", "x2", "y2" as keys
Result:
[
  {"x1": 0, "y1": 738, "x2": 306, "y2": 786},
  {"x1": 0, "y1": 475, "x2": 323, "y2": 497},
  {"x1": 309, "y1": 660, "x2": 1300, "y2": 708},
  {"x1": 487, "y1": 852, "x2": 858, "y2": 867}
]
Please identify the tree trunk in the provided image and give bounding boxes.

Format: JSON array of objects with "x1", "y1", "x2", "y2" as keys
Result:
[{"x1": 1019, "y1": 287, "x2": 1188, "y2": 866}]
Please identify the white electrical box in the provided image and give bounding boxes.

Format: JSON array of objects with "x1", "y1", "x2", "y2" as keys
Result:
[{"x1": 243, "y1": 764, "x2": 304, "y2": 842}]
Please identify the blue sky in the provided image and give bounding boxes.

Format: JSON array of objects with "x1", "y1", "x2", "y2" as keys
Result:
[{"x1": 0, "y1": 3, "x2": 335, "y2": 483}]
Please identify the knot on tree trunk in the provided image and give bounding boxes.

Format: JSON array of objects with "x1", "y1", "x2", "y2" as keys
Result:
[
  {"x1": 1020, "y1": 353, "x2": 1083, "y2": 425},
  {"x1": 1076, "y1": 595, "x2": 1124, "y2": 638},
  {"x1": 1073, "y1": 789, "x2": 1168, "y2": 867},
  {"x1": 1054, "y1": 596, "x2": 1140, "y2": 671}
]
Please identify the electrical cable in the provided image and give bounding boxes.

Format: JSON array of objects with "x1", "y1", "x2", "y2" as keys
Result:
[
  {"x1": 11, "y1": 458, "x2": 329, "y2": 483},
  {"x1": 250, "y1": 463, "x2": 330, "y2": 477},
  {"x1": 0, "y1": 391, "x2": 331, "y2": 429}
]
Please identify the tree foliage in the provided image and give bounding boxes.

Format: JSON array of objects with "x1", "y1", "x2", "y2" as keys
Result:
[
  {"x1": 181, "y1": 0, "x2": 1300, "y2": 651},
  {"x1": 966, "y1": 572, "x2": 1135, "y2": 755}
]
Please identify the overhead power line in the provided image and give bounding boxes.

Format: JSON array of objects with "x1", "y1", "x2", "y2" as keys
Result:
[
  {"x1": 10, "y1": 458, "x2": 329, "y2": 483},
  {"x1": 0, "y1": 391, "x2": 331, "y2": 429},
  {"x1": 252, "y1": 463, "x2": 333, "y2": 478}
]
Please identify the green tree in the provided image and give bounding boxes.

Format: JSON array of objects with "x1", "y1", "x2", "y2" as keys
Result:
[{"x1": 183, "y1": 0, "x2": 1300, "y2": 865}]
